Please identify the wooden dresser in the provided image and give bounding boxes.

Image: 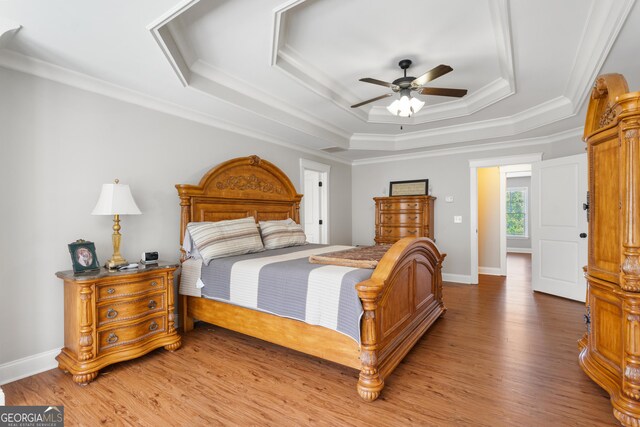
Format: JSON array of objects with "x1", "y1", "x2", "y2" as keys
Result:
[
  {"x1": 579, "y1": 73, "x2": 640, "y2": 426},
  {"x1": 55, "y1": 262, "x2": 181, "y2": 384},
  {"x1": 374, "y1": 195, "x2": 435, "y2": 244}
]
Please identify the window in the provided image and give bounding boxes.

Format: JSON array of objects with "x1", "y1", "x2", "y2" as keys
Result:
[{"x1": 506, "y1": 187, "x2": 528, "y2": 237}]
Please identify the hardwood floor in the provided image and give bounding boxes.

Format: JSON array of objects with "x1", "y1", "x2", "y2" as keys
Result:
[{"x1": 4, "y1": 254, "x2": 617, "y2": 426}]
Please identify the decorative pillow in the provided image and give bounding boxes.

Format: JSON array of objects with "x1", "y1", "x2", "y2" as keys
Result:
[
  {"x1": 186, "y1": 217, "x2": 264, "y2": 264},
  {"x1": 259, "y1": 220, "x2": 307, "y2": 250}
]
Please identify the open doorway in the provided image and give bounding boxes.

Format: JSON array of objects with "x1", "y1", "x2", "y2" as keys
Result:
[
  {"x1": 300, "y1": 159, "x2": 330, "y2": 244},
  {"x1": 469, "y1": 153, "x2": 542, "y2": 284}
]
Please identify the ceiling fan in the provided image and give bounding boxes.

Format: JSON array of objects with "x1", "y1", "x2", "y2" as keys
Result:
[{"x1": 351, "y1": 59, "x2": 468, "y2": 117}]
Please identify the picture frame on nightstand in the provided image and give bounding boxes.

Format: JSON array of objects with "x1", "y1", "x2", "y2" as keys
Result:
[{"x1": 68, "y1": 239, "x2": 100, "y2": 274}]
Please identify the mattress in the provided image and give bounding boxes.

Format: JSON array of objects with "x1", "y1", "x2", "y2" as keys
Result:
[{"x1": 181, "y1": 244, "x2": 374, "y2": 343}]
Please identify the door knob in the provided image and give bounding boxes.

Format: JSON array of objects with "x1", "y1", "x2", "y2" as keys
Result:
[{"x1": 579, "y1": 233, "x2": 587, "y2": 238}]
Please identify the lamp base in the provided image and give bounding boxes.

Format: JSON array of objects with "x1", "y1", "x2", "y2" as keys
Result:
[{"x1": 105, "y1": 255, "x2": 128, "y2": 270}]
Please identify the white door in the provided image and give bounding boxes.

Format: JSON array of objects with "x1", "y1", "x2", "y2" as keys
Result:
[
  {"x1": 303, "y1": 169, "x2": 322, "y2": 243},
  {"x1": 531, "y1": 153, "x2": 588, "y2": 301}
]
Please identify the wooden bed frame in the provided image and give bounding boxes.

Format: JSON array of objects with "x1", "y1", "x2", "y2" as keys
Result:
[{"x1": 176, "y1": 155, "x2": 446, "y2": 401}]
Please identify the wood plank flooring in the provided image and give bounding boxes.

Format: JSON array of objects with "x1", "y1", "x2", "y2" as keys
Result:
[{"x1": 4, "y1": 254, "x2": 617, "y2": 426}]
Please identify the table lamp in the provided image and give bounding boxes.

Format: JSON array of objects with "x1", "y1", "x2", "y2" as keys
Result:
[{"x1": 91, "y1": 179, "x2": 141, "y2": 269}]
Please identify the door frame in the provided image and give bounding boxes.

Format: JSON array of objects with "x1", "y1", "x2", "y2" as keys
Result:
[
  {"x1": 469, "y1": 153, "x2": 542, "y2": 284},
  {"x1": 299, "y1": 158, "x2": 330, "y2": 244}
]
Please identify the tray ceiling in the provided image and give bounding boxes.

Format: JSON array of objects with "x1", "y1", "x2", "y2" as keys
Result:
[{"x1": 0, "y1": 0, "x2": 638, "y2": 161}]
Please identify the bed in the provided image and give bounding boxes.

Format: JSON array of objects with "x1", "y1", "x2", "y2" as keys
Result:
[{"x1": 176, "y1": 155, "x2": 446, "y2": 401}]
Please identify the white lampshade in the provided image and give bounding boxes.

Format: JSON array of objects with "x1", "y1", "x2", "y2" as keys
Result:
[
  {"x1": 91, "y1": 181, "x2": 142, "y2": 215},
  {"x1": 386, "y1": 94, "x2": 425, "y2": 117}
]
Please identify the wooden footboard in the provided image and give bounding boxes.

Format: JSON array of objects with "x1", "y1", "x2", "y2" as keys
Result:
[{"x1": 356, "y1": 237, "x2": 446, "y2": 401}]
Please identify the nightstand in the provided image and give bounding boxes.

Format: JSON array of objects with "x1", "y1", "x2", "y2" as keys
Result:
[{"x1": 55, "y1": 262, "x2": 181, "y2": 384}]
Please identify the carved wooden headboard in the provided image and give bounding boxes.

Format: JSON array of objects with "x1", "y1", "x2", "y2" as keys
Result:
[{"x1": 176, "y1": 155, "x2": 303, "y2": 256}]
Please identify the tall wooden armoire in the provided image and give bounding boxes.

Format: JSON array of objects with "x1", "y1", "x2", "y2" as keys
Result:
[{"x1": 580, "y1": 73, "x2": 640, "y2": 426}]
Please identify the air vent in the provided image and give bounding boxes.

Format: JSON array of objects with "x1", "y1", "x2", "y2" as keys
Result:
[{"x1": 321, "y1": 146, "x2": 347, "y2": 153}]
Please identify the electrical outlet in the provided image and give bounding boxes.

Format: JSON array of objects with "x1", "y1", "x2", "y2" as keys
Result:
[
  {"x1": 445, "y1": 196, "x2": 454, "y2": 203},
  {"x1": 454, "y1": 216, "x2": 462, "y2": 223}
]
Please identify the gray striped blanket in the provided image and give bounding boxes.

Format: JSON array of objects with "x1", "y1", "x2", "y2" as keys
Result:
[{"x1": 181, "y1": 245, "x2": 373, "y2": 343}]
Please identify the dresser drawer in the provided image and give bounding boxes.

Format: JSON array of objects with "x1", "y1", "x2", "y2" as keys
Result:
[
  {"x1": 379, "y1": 212, "x2": 422, "y2": 225},
  {"x1": 378, "y1": 201, "x2": 423, "y2": 211},
  {"x1": 97, "y1": 292, "x2": 165, "y2": 327},
  {"x1": 98, "y1": 315, "x2": 166, "y2": 355},
  {"x1": 97, "y1": 275, "x2": 165, "y2": 302},
  {"x1": 379, "y1": 226, "x2": 422, "y2": 238}
]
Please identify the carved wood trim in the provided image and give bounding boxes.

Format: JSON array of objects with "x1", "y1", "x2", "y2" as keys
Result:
[
  {"x1": 622, "y1": 127, "x2": 640, "y2": 292},
  {"x1": 583, "y1": 74, "x2": 629, "y2": 139},
  {"x1": 78, "y1": 284, "x2": 94, "y2": 361}
]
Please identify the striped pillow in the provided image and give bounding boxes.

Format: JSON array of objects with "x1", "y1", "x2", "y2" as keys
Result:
[
  {"x1": 187, "y1": 217, "x2": 264, "y2": 264},
  {"x1": 259, "y1": 220, "x2": 307, "y2": 250}
]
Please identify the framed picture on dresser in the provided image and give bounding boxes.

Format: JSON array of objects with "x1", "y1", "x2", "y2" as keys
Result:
[
  {"x1": 67, "y1": 239, "x2": 100, "y2": 274},
  {"x1": 389, "y1": 179, "x2": 429, "y2": 196}
]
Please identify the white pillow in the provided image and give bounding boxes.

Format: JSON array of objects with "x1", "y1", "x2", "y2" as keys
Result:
[
  {"x1": 187, "y1": 217, "x2": 264, "y2": 264},
  {"x1": 259, "y1": 220, "x2": 307, "y2": 250}
]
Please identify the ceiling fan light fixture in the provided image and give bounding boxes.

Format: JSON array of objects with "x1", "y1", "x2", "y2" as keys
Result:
[{"x1": 386, "y1": 94, "x2": 425, "y2": 117}]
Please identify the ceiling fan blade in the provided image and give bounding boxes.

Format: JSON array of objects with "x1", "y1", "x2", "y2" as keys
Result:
[
  {"x1": 411, "y1": 64, "x2": 453, "y2": 88},
  {"x1": 359, "y1": 78, "x2": 400, "y2": 91},
  {"x1": 350, "y1": 93, "x2": 392, "y2": 108},
  {"x1": 416, "y1": 87, "x2": 468, "y2": 97}
]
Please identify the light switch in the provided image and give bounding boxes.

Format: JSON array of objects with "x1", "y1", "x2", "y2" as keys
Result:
[
  {"x1": 454, "y1": 216, "x2": 462, "y2": 223},
  {"x1": 445, "y1": 196, "x2": 454, "y2": 203}
]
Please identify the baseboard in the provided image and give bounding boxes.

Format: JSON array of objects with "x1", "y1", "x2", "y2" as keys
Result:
[
  {"x1": 507, "y1": 247, "x2": 532, "y2": 254},
  {"x1": 442, "y1": 273, "x2": 472, "y2": 284},
  {"x1": 478, "y1": 267, "x2": 505, "y2": 276},
  {"x1": 0, "y1": 348, "x2": 59, "y2": 386}
]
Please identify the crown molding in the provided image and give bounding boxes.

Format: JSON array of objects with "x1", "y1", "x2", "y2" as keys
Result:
[
  {"x1": 189, "y1": 59, "x2": 351, "y2": 144},
  {"x1": 147, "y1": 0, "x2": 201, "y2": 87},
  {"x1": 563, "y1": 0, "x2": 636, "y2": 109},
  {"x1": 0, "y1": 48, "x2": 352, "y2": 166},
  {"x1": 351, "y1": 128, "x2": 582, "y2": 166},
  {"x1": 271, "y1": 0, "x2": 516, "y2": 126}
]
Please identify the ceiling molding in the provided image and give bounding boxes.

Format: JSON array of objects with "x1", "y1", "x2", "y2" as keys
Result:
[
  {"x1": 468, "y1": 152, "x2": 543, "y2": 168},
  {"x1": 352, "y1": 128, "x2": 582, "y2": 166},
  {"x1": 190, "y1": 59, "x2": 351, "y2": 145},
  {"x1": 563, "y1": 0, "x2": 636, "y2": 109},
  {"x1": 350, "y1": 96, "x2": 574, "y2": 150},
  {"x1": 0, "y1": 48, "x2": 352, "y2": 166},
  {"x1": 271, "y1": 0, "x2": 517, "y2": 126},
  {"x1": 147, "y1": 0, "x2": 201, "y2": 87}
]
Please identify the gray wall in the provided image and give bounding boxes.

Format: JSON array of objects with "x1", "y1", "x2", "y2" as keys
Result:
[
  {"x1": 0, "y1": 67, "x2": 352, "y2": 367},
  {"x1": 506, "y1": 176, "x2": 532, "y2": 251},
  {"x1": 352, "y1": 139, "x2": 585, "y2": 279}
]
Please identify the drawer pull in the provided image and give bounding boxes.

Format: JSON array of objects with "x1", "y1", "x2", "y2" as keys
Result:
[
  {"x1": 150, "y1": 281, "x2": 158, "y2": 287},
  {"x1": 148, "y1": 300, "x2": 157, "y2": 310},
  {"x1": 384, "y1": 215, "x2": 392, "y2": 220},
  {"x1": 408, "y1": 230, "x2": 417, "y2": 234},
  {"x1": 107, "y1": 333, "x2": 118, "y2": 344},
  {"x1": 385, "y1": 229, "x2": 392, "y2": 234},
  {"x1": 408, "y1": 204, "x2": 418, "y2": 207},
  {"x1": 107, "y1": 288, "x2": 116, "y2": 294},
  {"x1": 149, "y1": 321, "x2": 159, "y2": 331},
  {"x1": 106, "y1": 308, "x2": 118, "y2": 319},
  {"x1": 409, "y1": 216, "x2": 418, "y2": 220},
  {"x1": 384, "y1": 204, "x2": 391, "y2": 208}
]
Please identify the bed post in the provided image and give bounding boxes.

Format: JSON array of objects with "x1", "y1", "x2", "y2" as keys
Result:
[
  {"x1": 355, "y1": 281, "x2": 384, "y2": 401},
  {"x1": 177, "y1": 190, "x2": 194, "y2": 331}
]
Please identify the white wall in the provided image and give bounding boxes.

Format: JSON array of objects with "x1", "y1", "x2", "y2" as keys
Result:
[
  {"x1": 478, "y1": 167, "x2": 500, "y2": 270},
  {"x1": 352, "y1": 139, "x2": 585, "y2": 280},
  {"x1": 506, "y1": 176, "x2": 532, "y2": 251},
  {"x1": 0, "y1": 67, "x2": 352, "y2": 373}
]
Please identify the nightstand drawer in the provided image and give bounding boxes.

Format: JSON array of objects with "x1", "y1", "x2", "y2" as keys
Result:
[
  {"x1": 98, "y1": 315, "x2": 166, "y2": 355},
  {"x1": 97, "y1": 275, "x2": 165, "y2": 301},
  {"x1": 97, "y1": 293, "x2": 165, "y2": 327}
]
